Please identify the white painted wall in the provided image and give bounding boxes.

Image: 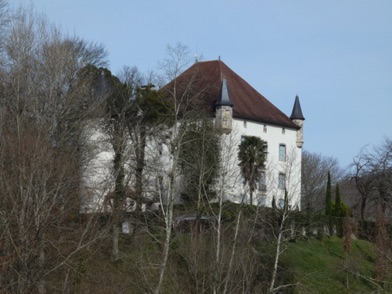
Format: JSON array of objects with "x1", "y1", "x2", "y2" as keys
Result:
[
  {"x1": 82, "y1": 117, "x2": 302, "y2": 212},
  {"x1": 220, "y1": 118, "x2": 302, "y2": 209}
]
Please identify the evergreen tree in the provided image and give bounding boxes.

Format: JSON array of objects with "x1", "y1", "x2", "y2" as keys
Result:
[
  {"x1": 325, "y1": 171, "x2": 332, "y2": 216},
  {"x1": 335, "y1": 183, "x2": 343, "y2": 237},
  {"x1": 335, "y1": 184, "x2": 341, "y2": 217},
  {"x1": 272, "y1": 196, "x2": 277, "y2": 210},
  {"x1": 179, "y1": 118, "x2": 220, "y2": 204},
  {"x1": 325, "y1": 171, "x2": 333, "y2": 235}
]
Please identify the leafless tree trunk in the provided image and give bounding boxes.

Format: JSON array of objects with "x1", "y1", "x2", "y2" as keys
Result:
[
  {"x1": 269, "y1": 191, "x2": 289, "y2": 293},
  {"x1": 154, "y1": 43, "x2": 192, "y2": 294}
]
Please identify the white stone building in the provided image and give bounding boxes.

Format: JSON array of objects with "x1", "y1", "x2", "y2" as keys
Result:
[
  {"x1": 83, "y1": 59, "x2": 305, "y2": 211},
  {"x1": 163, "y1": 60, "x2": 305, "y2": 209}
]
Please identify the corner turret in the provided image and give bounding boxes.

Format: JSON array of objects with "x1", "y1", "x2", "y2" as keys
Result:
[
  {"x1": 290, "y1": 95, "x2": 305, "y2": 148},
  {"x1": 215, "y1": 79, "x2": 233, "y2": 134}
]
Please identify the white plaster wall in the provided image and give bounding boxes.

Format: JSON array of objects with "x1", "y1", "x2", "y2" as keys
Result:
[
  {"x1": 81, "y1": 121, "x2": 175, "y2": 212},
  {"x1": 82, "y1": 117, "x2": 302, "y2": 212},
  {"x1": 81, "y1": 121, "x2": 114, "y2": 212},
  {"x1": 220, "y1": 118, "x2": 302, "y2": 209}
]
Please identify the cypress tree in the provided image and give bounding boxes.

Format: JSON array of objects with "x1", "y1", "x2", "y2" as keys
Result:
[
  {"x1": 325, "y1": 171, "x2": 333, "y2": 235},
  {"x1": 335, "y1": 183, "x2": 343, "y2": 237},
  {"x1": 335, "y1": 184, "x2": 341, "y2": 217},
  {"x1": 325, "y1": 171, "x2": 332, "y2": 216}
]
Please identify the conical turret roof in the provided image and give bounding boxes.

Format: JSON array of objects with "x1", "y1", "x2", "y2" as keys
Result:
[
  {"x1": 216, "y1": 79, "x2": 233, "y2": 107},
  {"x1": 290, "y1": 95, "x2": 305, "y2": 120}
]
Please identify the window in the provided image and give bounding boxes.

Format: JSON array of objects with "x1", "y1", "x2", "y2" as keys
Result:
[
  {"x1": 258, "y1": 171, "x2": 266, "y2": 191},
  {"x1": 278, "y1": 198, "x2": 285, "y2": 209},
  {"x1": 263, "y1": 124, "x2": 267, "y2": 133},
  {"x1": 243, "y1": 120, "x2": 247, "y2": 128},
  {"x1": 279, "y1": 144, "x2": 286, "y2": 161},
  {"x1": 282, "y1": 127, "x2": 286, "y2": 134},
  {"x1": 278, "y1": 173, "x2": 285, "y2": 190},
  {"x1": 258, "y1": 197, "x2": 266, "y2": 207}
]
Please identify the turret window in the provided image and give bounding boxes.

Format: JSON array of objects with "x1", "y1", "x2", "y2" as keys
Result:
[{"x1": 279, "y1": 144, "x2": 286, "y2": 161}]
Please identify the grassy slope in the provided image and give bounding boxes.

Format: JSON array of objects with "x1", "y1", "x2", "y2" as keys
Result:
[
  {"x1": 77, "y1": 227, "x2": 389, "y2": 293},
  {"x1": 281, "y1": 236, "x2": 385, "y2": 294}
]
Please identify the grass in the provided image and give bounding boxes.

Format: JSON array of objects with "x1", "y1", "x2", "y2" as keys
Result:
[
  {"x1": 74, "y1": 211, "x2": 392, "y2": 293},
  {"x1": 281, "y1": 236, "x2": 387, "y2": 293}
]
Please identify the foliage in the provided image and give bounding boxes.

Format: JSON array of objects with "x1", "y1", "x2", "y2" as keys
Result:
[
  {"x1": 331, "y1": 201, "x2": 351, "y2": 218},
  {"x1": 178, "y1": 118, "x2": 220, "y2": 203},
  {"x1": 334, "y1": 184, "x2": 341, "y2": 217},
  {"x1": 133, "y1": 84, "x2": 174, "y2": 126},
  {"x1": 334, "y1": 184, "x2": 343, "y2": 237},
  {"x1": 238, "y1": 135, "x2": 268, "y2": 205}
]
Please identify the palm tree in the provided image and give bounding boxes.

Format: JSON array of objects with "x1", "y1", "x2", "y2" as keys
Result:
[{"x1": 238, "y1": 136, "x2": 268, "y2": 205}]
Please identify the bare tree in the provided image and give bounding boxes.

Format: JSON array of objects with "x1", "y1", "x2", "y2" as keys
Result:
[
  {"x1": 350, "y1": 138, "x2": 392, "y2": 284},
  {"x1": 0, "y1": 0, "x2": 9, "y2": 61},
  {"x1": 351, "y1": 138, "x2": 392, "y2": 223},
  {"x1": 302, "y1": 150, "x2": 346, "y2": 213},
  {"x1": 154, "y1": 43, "x2": 192, "y2": 294},
  {"x1": 0, "y1": 5, "x2": 108, "y2": 292},
  {"x1": 268, "y1": 148, "x2": 302, "y2": 293},
  {"x1": 351, "y1": 151, "x2": 377, "y2": 223}
]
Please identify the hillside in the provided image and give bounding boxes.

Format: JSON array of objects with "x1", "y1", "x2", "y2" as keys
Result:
[
  {"x1": 73, "y1": 225, "x2": 389, "y2": 293},
  {"x1": 282, "y1": 236, "x2": 383, "y2": 293}
]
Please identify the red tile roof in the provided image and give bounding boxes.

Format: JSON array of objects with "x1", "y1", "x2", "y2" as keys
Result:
[{"x1": 162, "y1": 60, "x2": 298, "y2": 129}]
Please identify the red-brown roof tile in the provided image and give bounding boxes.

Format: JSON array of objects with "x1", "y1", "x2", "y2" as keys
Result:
[{"x1": 162, "y1": 60, "x2": 298, "y2": 129}]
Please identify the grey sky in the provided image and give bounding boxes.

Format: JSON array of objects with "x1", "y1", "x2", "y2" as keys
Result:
[{"x1": 13, "y1": 0, "x2": 392, "y2": 168}]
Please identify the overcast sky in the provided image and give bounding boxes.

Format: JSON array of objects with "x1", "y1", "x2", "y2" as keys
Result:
[{"x1": 12, "y1": 0, "x2": 392, "y2": 169}]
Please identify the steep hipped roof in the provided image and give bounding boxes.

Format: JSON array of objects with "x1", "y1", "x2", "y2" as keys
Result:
[{"x1": 163, "y1": 60, "x2": 298, "y2": 129}]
